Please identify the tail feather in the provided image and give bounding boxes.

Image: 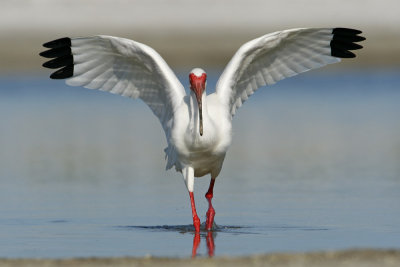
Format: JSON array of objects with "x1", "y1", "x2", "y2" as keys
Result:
[{"x1": 164, "y1": 145, "x2": 177, "y2": 170}]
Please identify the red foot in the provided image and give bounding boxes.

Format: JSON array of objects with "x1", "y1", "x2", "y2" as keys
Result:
[
  {"x1": 206, "y1": 207, "x2": 215, "y2": 231},
  {"x1": 193, "y1": 214, "x2": 201, "y2": 232},
  {"x1": 205, "y1": 179, "x2": 216, "y2": 230},
  {"x1": 189, "y1": 192, "x2": 201, "y2": 232}
]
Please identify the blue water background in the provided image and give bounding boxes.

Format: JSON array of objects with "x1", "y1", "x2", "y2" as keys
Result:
[{"x1": 0, "y1": 69, "x2": 399, "y2": 258}]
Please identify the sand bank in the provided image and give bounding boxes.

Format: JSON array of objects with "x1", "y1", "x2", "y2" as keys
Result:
[{"x1": 1, "y1": 249, "x2": 400, "y2": 267}]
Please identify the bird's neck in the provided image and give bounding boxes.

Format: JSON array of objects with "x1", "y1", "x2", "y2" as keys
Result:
[{"x1": 189, "y1": 90, "x2": 209, "y2": 136}]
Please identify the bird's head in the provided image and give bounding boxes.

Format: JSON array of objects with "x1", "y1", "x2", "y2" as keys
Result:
[{"x1": 189, "y1": 68, "x2": 207, "y2": 136}]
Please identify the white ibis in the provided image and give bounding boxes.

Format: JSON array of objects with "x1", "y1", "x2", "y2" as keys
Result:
[{"x1": 40, "y1": 28, "x2": 365, "y2": 232}]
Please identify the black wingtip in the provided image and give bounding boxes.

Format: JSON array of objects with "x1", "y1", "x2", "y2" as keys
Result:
[
  {"x1": 333, "y1": 28, "x2": 362, "y2": 35},
  {"x1": 43, "y1": 37, "x2": 71, "y2": 49},
  {"x1": 330, "y1": 28, "x2": 365, "y2": 59},
  {"x1": 50, "y1": 65, "x2": 74, "y2": 79},
  {"x1": 42, "y1": 55, "x2": 73, "y2": 69},
  {"x1": 41, "y1": 37, "x2": 74, "y2": 79},
  {"x1": 40, "y1": 46, "x2": 72, "y2": 58}
]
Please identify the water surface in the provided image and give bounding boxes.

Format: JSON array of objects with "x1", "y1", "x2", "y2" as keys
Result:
[{"x1": 0, "y1": 70, "x2": 399, "y2": 258}]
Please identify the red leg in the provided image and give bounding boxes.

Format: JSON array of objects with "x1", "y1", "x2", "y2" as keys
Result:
[
  {"x1": 189, "y1": 192, "x2": 201, "y2": 232},
  {"x1": 205, "y1": 178, "x2": 216, "y2": 231}
]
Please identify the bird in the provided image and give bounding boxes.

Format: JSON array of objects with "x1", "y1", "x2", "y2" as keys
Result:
[{"x1": 40, "y1": 27, "x2": 365, "y2": 232}]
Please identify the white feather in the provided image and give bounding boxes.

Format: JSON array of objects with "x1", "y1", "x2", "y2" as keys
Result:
[
  {"x1": 65, "y1": 35, "x2": 186, "y2": 132},
  {"x1": 216, "y1": 28, "x2": 341, "y2": 118}
]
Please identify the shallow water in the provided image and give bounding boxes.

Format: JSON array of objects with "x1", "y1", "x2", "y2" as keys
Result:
[{"x1": 0, "y1": 69, "x2": 399, "y2": 258}]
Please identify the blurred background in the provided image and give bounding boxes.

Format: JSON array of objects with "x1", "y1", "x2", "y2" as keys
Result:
[
  {"x1": 0, "y1": 0, "x2": 399, "y2": 258},
  {"x1": 1, "y1": 0, "x2": 399, "y2": 71}
]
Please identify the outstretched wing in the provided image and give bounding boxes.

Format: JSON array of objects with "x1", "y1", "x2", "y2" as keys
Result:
[
  {"x1": 40, "y1": 35, "x2": 186, "y2": 132},
  {"x1": 216, "y1": 28, "x2": 365, "y2": 118}
]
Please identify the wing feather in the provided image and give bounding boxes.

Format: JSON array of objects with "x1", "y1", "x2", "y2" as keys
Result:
[
  {"x1": 40, "y1": 35, "x2": 186, "y2": 133},
  {"x1": 216, "y1": 28, "x2": 365, "y2": 118}
]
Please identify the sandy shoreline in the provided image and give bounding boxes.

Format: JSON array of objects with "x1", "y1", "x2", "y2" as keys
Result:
[{"x1": 1, "y1": 249, "x2": 400, "y2": 267}]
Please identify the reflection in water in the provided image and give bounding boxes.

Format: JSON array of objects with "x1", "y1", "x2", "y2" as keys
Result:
[
  {"x1": 206, "y1": 231, "x2": 215, "y2": 257},
  {"x1": 192, "y1": 232, "x2": 201, "y2": 257},
  {"x1": 192, "y1": 231, "x2": 216, "y2": 258},
  {"x1": 120, "y1": 224, "x2": 220, "y2": 257},
  {"x1": 192, "y1": 231, "x2": 215, "y2": 258},
  {"x1": 118, "y1": 224, "x2": 223, "y2": 258}
]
